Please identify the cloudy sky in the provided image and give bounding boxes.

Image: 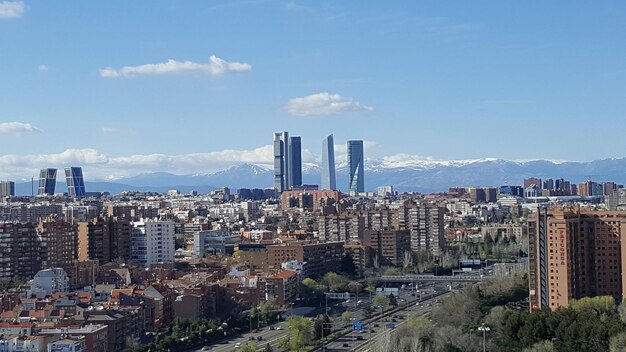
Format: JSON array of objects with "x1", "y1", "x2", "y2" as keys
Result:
[{"x1": 2, "y1": 1, "x2": 626, "y2": 180}]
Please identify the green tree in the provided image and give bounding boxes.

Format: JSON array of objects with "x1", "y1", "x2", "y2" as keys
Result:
[
  {"x1": 321, "y1": 272, "x2": 348, "y2": 292},
  {"x1": 388, "y1": 293, "x2": 398, "y2": 306},
  {"x1": 373, "y1": 294, "x2": 390, "y2": 315},
  {"x1": 277, "y1": 336, "x2": 290, "y2": 352},
  {"x1": 264, "y1": 343, "x2": 274, "y2": 352},
  {"x1": 610, "y1": 332, "x2": 626, "y2": 352},
  {"x1": 285, "y1": 316, "x2": 313, "y2": 351},
  {"x1": 313, "y1": 314, "x2": 331, "y2": 340},
  {"x1": 341, "y1": 311, "x2": 353, "y2": 324},
  {"x1": 240, "y1": 342, "x2": 257, "y2": 352},
  {"x1": 522, "y1": 340, "x2": 555, "y2": 352}
]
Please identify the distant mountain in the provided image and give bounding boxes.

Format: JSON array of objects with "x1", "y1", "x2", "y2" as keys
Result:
[{"x1": 13, "y1": 158, "x2": 626, "y2": 196}]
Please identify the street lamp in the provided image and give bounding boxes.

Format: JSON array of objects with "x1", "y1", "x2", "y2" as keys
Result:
[{"x1": 478, "y1": 323, "x2": 490, "y2": 352}]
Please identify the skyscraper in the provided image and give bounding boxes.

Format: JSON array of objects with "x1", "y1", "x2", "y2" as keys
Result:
[
  {"x1": 347, "y1": 140, "x2": 364, "y2": 194},
  {"x1": 38, "y1": 168, "x2": 57, "y2": 196},
  {"x1": 273, "y1": 131, "x2": 290, "y2": 194},
  {"x1": 289, "y1": 136, "x2": 302, "y2": 188},
  {"x1": 321, "y1": 134, "x2": 336, "y2": 190},
  {"x1": 0, "y1": 181, "x2": 14, "y2": 197},
  {"x1": 65, "y1": 167, "x2": 86, "y2": 198}
]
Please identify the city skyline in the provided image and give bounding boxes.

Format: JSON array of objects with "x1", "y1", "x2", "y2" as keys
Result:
[{"x1": 2, "y1": 1, "x2": 626, "y2": 178}]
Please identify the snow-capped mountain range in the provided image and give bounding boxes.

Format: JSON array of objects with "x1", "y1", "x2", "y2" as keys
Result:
[{"x1": 12, "y1": 157, "x2": 626, "y2": 195}]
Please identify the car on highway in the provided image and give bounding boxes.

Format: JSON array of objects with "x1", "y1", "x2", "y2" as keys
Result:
[
  {"x1": 356, "y1": 336, "x2": 364, "y2": 340},
  {"x1": 201, "y1": 347, "x2": 210, "y2": 351},
  {"x1": 343, "y1": 343, "x2": 350, "y2": 347},
  {"x1": 257, "y1": 336, "x2": 263, "y2": 341},
  {"x1": 234, "y1": 343, "x2": 241, "y2": 349},
  {"x1": 248, "y1": 336, "x2": 255, "y2": 341}
]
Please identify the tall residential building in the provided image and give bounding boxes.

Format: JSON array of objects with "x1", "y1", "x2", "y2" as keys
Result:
[
  {"x1": 362, "y1": 229, "x2": 411, "y2": 267},
  {"x1": 65, "y1": 166, "x2": 86, "y2": 198},
  {"x1": 289, "y1": 136, "x2": 302, "y2": 188},
  {"x1": 529, "y1": 207, "x2": 626, "y2": 311},
  {"x1": 131, "y1": 219, "x2": 175, "y2": 267},
  {"x1": 347, "y1": 140, "x2": 365, "y2": 195},
  {"x1": 0, "y1": 181, "x2": 14, "y2": 197},
  {"x1": 37, "y1": 218, "x2": 78, "y2": 275},
  {"x1": 395, "y1": 204, "x2": 445, "y2": 257},
  {"x1": 38, "y1": 168, "x2": 57, "y2": 196},
  {"x1": 321, "y1": 134, "x2": 336, "y2": 190},
  {"x1": 273, "y1": 131, "x2": 290, "y2": 194},
  {"x1": 0, "y1": 222, "x2": 40, "y2": 283},
  {"x1": 77, "y1": 217, "x2": 131, "y2": 264}
]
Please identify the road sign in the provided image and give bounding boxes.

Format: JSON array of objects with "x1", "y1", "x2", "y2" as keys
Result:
[
  {"x1": 387, "y1": 323, "x2": 396, "y2": 329},
  {"x1": 352, "y1": 321, "x2": 364, "y2": 331},
  {"x1": 326, "y1": 292, "x2": 350, "y2": 300}
]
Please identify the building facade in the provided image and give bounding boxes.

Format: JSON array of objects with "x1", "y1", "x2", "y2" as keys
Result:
[
  {"x1": 273, "y1": 131, "x2": 290, "y2": 194},
  {"x1": 529, "y1": 207, "x2": 626, "y2": 311},
  {"x1": 38, "y1": 168, "x2": 57, "y2": 196},
  {"x1": 65, "y1": 167, "x2": 86, "y2": 198},
  {"x1": 131, "y1": 219, "x2": 175, "y2": 267},
  {"x1": 347, "y1": 140, "x2": 364, "y2": 195},
  {"x1": 321, "y1": 134, "x2": 336, "y2": 190}
]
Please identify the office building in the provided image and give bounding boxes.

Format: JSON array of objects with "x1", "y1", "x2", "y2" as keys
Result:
[
  {"x1": 273, "y1": 131, "x2": 290, "y2": 194},
  {"x1": 131, "y1": 219, "x2": 175, "y2": 267},
  {"x1": 347, "y1": 140, "x2": 365, "y2": 195},
  {"x1": 289, "y1": 136, "x2": 302, "y2": 188},
  {"x1": 543, "y1": 178, "x2": 554, "y2": 190},
  {"x1": 0, "y1": 181, "x2": 14, "y2": 197},
  {"x1": 65, "y1": 166, "x2": 86, "y2": 198},
  {"x1": 38, "y1": 168, "x2": 57, "y2": 196},
  {"x1": 321, "y1": 134, "x2": 337, "y2": 190},
  {"x1": 193, "y1": 230, "x2": 241, "y2": 257},
  {"x1": 529, "y1": 207, "x2": 626, "y2": 311}
]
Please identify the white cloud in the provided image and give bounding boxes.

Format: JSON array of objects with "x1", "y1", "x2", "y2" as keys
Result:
[
  {"x1": 38, "y1": 65, "x2": 47, "y2": 72},
  {"x1": 100, "y1": 55, "x2": 252, "y2": 78},
  {"x1": 286, "y1": 92, "x2": 373, "y2": 117},
  {"x1": 0, "y1": 146, "x2": 276, "y2": 181},
  {"x1": 0, "y1": 122, "x2": 42, "y2": 134},
  {"x1": 0, "y1": 1, "x2": 24, "y2": 18}
]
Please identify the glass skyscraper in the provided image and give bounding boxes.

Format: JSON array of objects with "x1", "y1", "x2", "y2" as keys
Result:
[
  {"x1": 38, "y1": 168, "x2": 57, "y2": 196},
  {"x1": 347, "y1": 140, "x2": 364, "y2": 195},
  {"x1": 289, "y1": 136, "x2": 302, "y2": 188},
  {"x1": 321, "y1": 134, "x2": 336, "y2": 190},
  {"x1": 273, "y1": 131, "x2": 289, "y2": 193},
  {"x1": 65, "y1": 167, "x2": 86, "y2": 198}
]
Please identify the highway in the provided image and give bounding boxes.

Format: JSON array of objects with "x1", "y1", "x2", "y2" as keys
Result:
[
  {"x1": 314, "y1": 290, "x2": 447, "y2": 352},
  {"x1": 191, "y1": 283, "x2": 447, "y2": 352}
]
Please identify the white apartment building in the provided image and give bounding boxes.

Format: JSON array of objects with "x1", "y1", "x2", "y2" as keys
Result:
[{"x1": 131, "y1": 219, "x2": 175, "y2": 267}]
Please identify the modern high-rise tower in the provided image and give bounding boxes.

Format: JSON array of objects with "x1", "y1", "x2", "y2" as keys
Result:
[
  {"x1": 347, "y1": 140, "x2": 364, "y2": 195},
  {"x1": 65, "y1": 167, "x2": 86, "y2": 198},
  {"x1": 273, "y1": 131, "x2": 290, "y2": 194},
  {"x1": 321, "y1": 134, "x2": 336, "y2": 190},
  {"x1": 38, "y1": 168, "x2": 57, "y2": 196},
  {"x1": 289, "y1": 136, "x2": 302, "y2": 188}
]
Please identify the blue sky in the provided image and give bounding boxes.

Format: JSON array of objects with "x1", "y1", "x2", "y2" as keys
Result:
[{"x1": 1, "y1": 1, "x2": 626, "y2": 180}]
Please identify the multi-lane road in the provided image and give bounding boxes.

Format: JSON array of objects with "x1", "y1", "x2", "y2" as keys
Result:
[{"x1": 192, "y1": 283, "x2": 449, "y2": 352}]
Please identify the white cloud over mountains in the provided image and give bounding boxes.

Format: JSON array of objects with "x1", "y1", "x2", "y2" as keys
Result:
[
  {"x1": 0, "y1": 146, "x2": 276, "y2": 180},
  {"x1": 0, "y1": 1, "x2": 24, "y2": 18},
  {"x1": 286, "y1": 92, "x2": 374, "y2": 116},
  {"x1": 100, "y1": 55, "x2": 252, "y2": 78},
  {"x1": 0, "y1": 122, "x2": 42, "y2": 134}
]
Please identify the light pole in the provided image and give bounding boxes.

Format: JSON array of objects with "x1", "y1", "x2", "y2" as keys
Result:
[
  {"x1": 478, "y1": 323, "x2": 490, "y2": 352},
  {"x1": 320, "y1": 322, "x2": 333, "y2": 352}
]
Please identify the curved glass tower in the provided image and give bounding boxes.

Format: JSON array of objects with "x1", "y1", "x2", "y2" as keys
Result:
[
  {"x1": 321, "y1": 134, "x2": 336, "y2": 190},
  {"x1": 347, "y1": 140, "x2": 364, "y2": 195}
]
